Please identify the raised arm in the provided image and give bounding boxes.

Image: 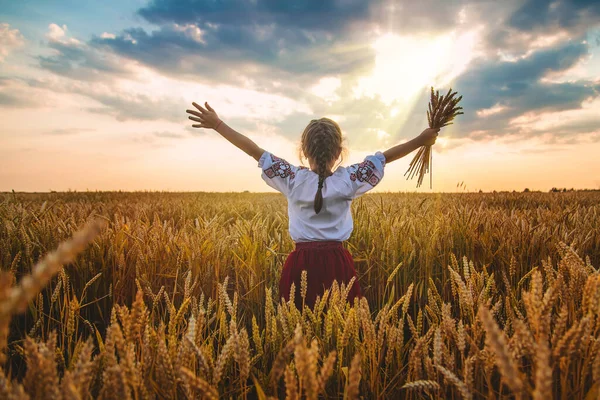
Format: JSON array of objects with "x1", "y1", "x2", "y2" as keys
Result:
[
  {"x1": 382, "y1": 127, "x2": 439, "y2": 164},
  {"x1": 186, "y1": 102, "x2": 264, "y2": 161}
]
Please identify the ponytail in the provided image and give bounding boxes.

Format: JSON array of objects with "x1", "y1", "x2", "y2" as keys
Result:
[{"x1": 314, "y1": 176, "x2": 325, "y2": 214}]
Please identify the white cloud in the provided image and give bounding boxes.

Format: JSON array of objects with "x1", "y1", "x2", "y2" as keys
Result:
[
  {"x1": 0, "y1": 23, "x2": 25, "y2": 61},
  {"x1": 541, "y1": 45, "x2": 600, "y2": 84},
  {"x1": 173, "y1": 24, "x2": 206, "y2": 44},
  {"x1": 508, "y1": 97, "x2": 600, "y2": 137},
  {"x1": 477, "y1": 103, "x2": 508, "y2": 117},
  {"x1": 46, "y1": 23, "x2": 81, "y2": 45},
  {"x1": 46, "y1": 23, "x2": 67, "y2": 41}
]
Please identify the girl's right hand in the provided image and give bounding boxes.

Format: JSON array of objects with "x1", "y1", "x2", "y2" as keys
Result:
[
  {"x1": 419, "y1": 127, "x2": 440, "y2": 146},
  {"x1": 186, "y1": 102, "x2": 221, "y2": 129}
]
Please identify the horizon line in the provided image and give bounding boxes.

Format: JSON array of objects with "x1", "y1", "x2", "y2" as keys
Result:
[{"x1": 2, "y1": 188, "x2": 599, "y2": 194}]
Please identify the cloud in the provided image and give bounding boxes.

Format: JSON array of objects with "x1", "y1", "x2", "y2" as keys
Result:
[
  {"x1": 508, "y1": 98, "x2": 600, "y2": 141},
  {"x1": 138, "y1": 0, "x2": 471, "y2": 36},
  {"x1": 46, "y1": 128, "x2": 96, "y2": 135},
  {"x1": 0, "y1": 77, "x2": 48, "y2": 108},
  {"x1": 453, "y1": 39, "x2": 599, "y2": 137},
  {"x1": 45, "y1": 23, "x2": 80, "y2": 45},
  {"x1": 484, "y1": 0, "x2": 600, "y2": 57},
  {"x1": 32, "y1": 1, "x2": 481, "y2": 109},
  {"x1": 89, "y1": 23, "x2": 377, "y2": 91},
  {"x1": 7, "y1": 73, "x2": 189, "y2": 123},
  {"x1": 82, "y1": 90, "x2": 187, "y2": 122},
  {"x1": 37, "y1": 23, "x2": 135, "y2": 81},
  {"x1": 0, "y1": 91, "x2": 29, "y2": 107},
  {"x1": 130, "y1": 134, "x2": 169, "y2": 148},
  {"x1": 245, "y1": 36, "x2": 600, "y2": 150},
  {"x1": 88, "y1": 0, "x2": 485, "y2": 91},
  {"x1": 508, "y1": 0, "x2": 600, "y2": 33},
  {"x1": 153, "y1": 131, "x2": 186, "y2": 139},
  {"x1": 16, "y1": 0, "x2": 600, "y2": 151},
  {"x1": 0, "y1": 23, "x2": 25, "y2": 61},
  {"x1": 138, "y1": 0, "x2": 370, "y2": 32},
  {"x1": 269, "y1": 75, "x2": 429, "y2": 151}
]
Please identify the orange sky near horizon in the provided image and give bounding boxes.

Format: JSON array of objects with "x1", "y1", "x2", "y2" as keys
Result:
[{"x1": 1, "y1": 2, "x2": 599, "y2": 193}]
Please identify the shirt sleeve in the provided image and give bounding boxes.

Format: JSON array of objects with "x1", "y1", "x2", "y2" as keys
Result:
[
  {"x1": 258, "y1": 151, "x2": 301, "y2": 196},
  {"x1": 347, "y1": 151, "x2": 386, "y2": 198}
]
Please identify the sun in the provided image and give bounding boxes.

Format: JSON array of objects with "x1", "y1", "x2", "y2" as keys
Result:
[{"x1": 354, "y1": 30, "x2": 480, "y2": 106}]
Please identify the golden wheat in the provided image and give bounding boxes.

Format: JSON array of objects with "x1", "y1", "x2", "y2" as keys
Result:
[{"x1": 0, "y1": 191, "x2": 599, "y2": 398}]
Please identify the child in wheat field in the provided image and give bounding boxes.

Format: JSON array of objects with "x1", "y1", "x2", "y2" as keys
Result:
[{"x1": 186, "y1": 101, "x2": 438, "y2": 309}]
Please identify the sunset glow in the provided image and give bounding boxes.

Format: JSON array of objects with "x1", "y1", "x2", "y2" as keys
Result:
[
  {"x1": 355, "y1": 30, "x2": 480, "y2": 105},
  {"x1": 0, "y1": 2, "x2": 599, "y2": 192}
]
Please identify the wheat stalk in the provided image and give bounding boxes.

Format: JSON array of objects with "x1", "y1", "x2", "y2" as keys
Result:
[{"x1": 405, "y1": 87, "x2": 463, "y2": 188}]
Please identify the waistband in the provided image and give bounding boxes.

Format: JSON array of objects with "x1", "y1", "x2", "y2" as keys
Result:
[{"x1": 294, "y1": 240, "x2": 343, "y2": 250}]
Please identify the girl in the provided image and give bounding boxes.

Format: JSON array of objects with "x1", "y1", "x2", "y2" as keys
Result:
[{"x1": 186, "y1": 102, "x2": 438, "y2": 309}]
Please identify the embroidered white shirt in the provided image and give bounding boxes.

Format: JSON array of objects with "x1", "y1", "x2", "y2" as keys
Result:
[{"x1": 258, "y1": 151, "x2": 386, "y2": 242}]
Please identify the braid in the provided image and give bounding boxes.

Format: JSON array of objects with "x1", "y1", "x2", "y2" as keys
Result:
[
  {"x1": 300, "y1": 119, "x2": 343, "y2": 214},
  {"x1": 313, "y1": 132, "x2": 331, "y2": 213},
  {"x1": 314, "y1": 175, "x2": 325, "y2": 213}
]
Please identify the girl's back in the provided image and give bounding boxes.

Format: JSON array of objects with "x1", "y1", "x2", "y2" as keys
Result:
[
  {"x1": 187, "y1": 101, "x2": 438, "y2": 308},
  {"x1": 258, "y1": 150, "x2": 386, "y2": 242}
]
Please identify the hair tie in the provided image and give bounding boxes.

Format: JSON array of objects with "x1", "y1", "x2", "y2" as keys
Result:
[{"x1": 318, "y1": 176, "x2": 324, "y2": 189}]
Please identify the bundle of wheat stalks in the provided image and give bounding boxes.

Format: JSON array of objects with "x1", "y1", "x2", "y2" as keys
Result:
[{"x1": 405, "y1": 87, "x2": 463, "y2": 188}]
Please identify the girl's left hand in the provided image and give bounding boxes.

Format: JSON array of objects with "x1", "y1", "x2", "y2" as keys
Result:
[{"x1": 186, "y1": 102, "x2": 221, "y2": 129}]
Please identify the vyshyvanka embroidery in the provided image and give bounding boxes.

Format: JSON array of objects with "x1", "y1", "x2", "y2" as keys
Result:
[
  {"x1": 349, "y1": 160, "x2": 380, "y2": 186},
  {"x1": 264, "y1": 154, "x2": 296, "y2": 179}
]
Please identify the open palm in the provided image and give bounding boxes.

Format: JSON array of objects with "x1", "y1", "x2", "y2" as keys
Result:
[{"x1": 186, "y1": 102, "x2": 220, "y2": 129}]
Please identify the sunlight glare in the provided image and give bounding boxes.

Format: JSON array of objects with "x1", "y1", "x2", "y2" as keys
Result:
[{"x1": 354, "y1": 30, "x2": 480, "y2": 106}]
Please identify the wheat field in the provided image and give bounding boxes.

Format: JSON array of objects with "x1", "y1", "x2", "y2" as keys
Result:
[{"x1": 1, "y1": 191, "x2": 599, "y2": 399}]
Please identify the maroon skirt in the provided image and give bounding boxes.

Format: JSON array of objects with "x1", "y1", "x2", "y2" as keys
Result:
[{"x1": 279, "y1": 241, "x2": 362, "y2": 309}]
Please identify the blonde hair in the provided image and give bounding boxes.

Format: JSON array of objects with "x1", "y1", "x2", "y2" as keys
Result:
[{"x1": 298, "y1": 118, "x2": 347, "y2": 214}]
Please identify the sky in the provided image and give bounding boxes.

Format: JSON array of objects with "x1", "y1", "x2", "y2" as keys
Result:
[{"x1": 1, "y1": 0, "x2": 599, "y2": 193}]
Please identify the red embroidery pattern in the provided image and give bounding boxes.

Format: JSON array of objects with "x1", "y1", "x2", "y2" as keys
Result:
[
  {"x1": 264, "y1": 154, "x2": 296, "y2": 179},
  {"x1": 349, "y1": 160, "x2": 380, "y2": 186}
]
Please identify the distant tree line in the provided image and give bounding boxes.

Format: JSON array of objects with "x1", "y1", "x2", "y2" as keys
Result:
[{"x1": 477, "y1": 188, "x2": 600, "y2": 194}]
